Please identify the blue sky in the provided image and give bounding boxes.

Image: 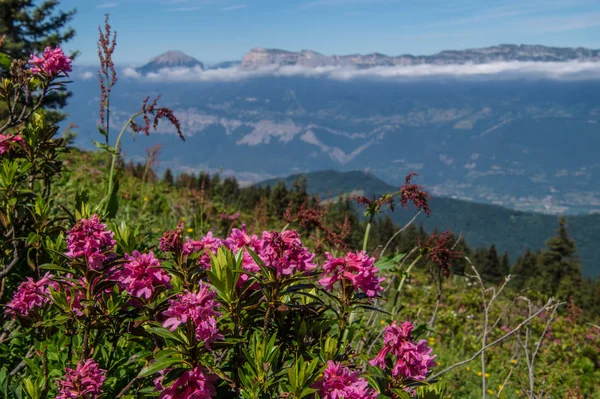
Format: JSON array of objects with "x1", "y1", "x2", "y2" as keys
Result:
[{"x1": 59, "y1": 0, "x2": 600, "y2": 65}]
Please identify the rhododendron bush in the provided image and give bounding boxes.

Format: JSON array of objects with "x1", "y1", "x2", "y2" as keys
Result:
[
  {"x1": 1, "y1": 15, "x2": 594, "y2": 399},
  {"x1": 3, "y1": 213, "x2": 436, "y2": 398}
]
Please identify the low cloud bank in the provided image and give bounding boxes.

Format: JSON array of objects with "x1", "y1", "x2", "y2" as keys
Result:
[{"x1": 122, "y1": 61, "x2": 600, "y2": 82}]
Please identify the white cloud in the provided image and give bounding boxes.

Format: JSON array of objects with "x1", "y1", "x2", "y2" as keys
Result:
[
  {"x1": 220, "y1": 4, "x2": 247, "y2": 11},
  {"x1": 167, "y1": 6, "x2": 203, "y2": 11},
  {"x1": 97, "y1": 2, "x2": 118, "y2": 8},
  {"x1": 81, "y1": 71, "x2": 95, "y2": 80},
  {"x1": 121, "y1": 61, "x2": 600, "y2": 83}
]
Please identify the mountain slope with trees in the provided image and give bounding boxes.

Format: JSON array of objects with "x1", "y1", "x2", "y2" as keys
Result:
[{"x1": 260, "y1": 170, "x2": 600, "y2": 276}]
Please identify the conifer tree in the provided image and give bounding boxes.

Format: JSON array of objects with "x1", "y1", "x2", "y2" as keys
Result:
[
  {"x1": 511, "y1": 249, "x2": 539, "y2": 290},
  {"x1": 537, "y1": 217, "x2": 582, "y2": 299},
  {"x1": 500, "y1": 251, "x2": 511, "y2": 277},
  {"x1": 269, "y1": 181, "x2": 289, "y2": 218},
  {"x1": 480, "y1": 244, "x2": 503, "y2": 283},
  {"x1": 163, "y1": 168, "x2": 174, "y2": 186}
]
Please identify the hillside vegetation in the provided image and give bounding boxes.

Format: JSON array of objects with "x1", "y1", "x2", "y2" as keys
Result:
[{"x1": 261, "y1": 170, "x2": 600, "y2": 276}]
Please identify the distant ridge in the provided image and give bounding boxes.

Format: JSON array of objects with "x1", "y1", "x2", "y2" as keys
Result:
[
  {"x1": 136, "y1": 50, "x2": 204, "y2": 75},
  {"x1": 136, "y1": 45, "x2": 600, "y2": 73},
  {"x1": 258, "y1": 170, "x2": 600, "y2": 277},
  {"x1": 241, "y1": 44, "x2": 600, "y2": 68}
]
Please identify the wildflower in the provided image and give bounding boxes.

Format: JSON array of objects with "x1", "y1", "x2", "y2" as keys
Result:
[
  {"x1": 56, "y1": 359, "x2": 106, "y2": 399},
  {"x1": 399, "y1": 172, "x2": 431, "y2": 216},
  {"x1": 485, "y1": 373, "x2": 489, "y2": 378},
  {"x1": 313, "y1": 361, "x2": 376, "y2": 399},
  {"x1": 487, "y1": 389, "x2": 494, "y2": 395},
  {"x1": 422, "y1": 231, "x2": 460, "y2": 277},
  {"x1": 65, "y1": 215, "x2": 116, "y2": 270},
  {"x1": 499, "y1": 385, "x2": 503, "y2": 390},
  {"x1": 284, "y1": 202, "x2": 350, "y2": 252},
  {"x1": 158, "y1": 366, "x2": 217, "y2": 399},
  {"x1": 516, "y1": 390, "x2": 521, "y2": 395},
  {"x1": 187, "y1": 227, "x2": 194, "y2": 233},
  {"x1": 466, "y1": 366, "x2": 470, "y2": 371},
  {"x1": 258, "y1": 230, "x2": 316, "y2": 277},
  {"x1": 319, "y1": 251, "x2": 384, "y2": 298},
  {"x1": 160, "y1": 221, "x2": 184, "y2": 253},
  {"x1": 0, "y1": 132, "x2": 24, "y2": 154},
  {"x1": 5, "y1": 273, "x2": 57, "y2": 317},
  {"x1": 119, "y1": 251, "x2": 170, "y2": 299},
  {"x1": 511, "y1": 359, "x2": 517, "y2": 365},
  {"x1": 224, "y1": 226, "x2": 262, "y2": 286},
  {"x1": 29, "y1": 46, "x2": 72, "y2": 76},
  {"x1": 370, "y1": 321, "x2": 436, "y2": 381},
  {"x1": 162, "y1": 284, "x2": 223, "y2": 347},
  {"x1": 477, "y1": 372, "x2": 482, "y2": 376},
  {"x1": 183, "y1": 231, "x2": 223, "y2": 269}
]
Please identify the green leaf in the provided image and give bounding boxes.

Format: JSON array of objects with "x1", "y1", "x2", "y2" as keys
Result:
[
  {"x1": 137, "y1": 358, "x2": 183, "y2": 378},
  {"x1": 0, "y1": 53, "x2": 12, "y2": 70}
]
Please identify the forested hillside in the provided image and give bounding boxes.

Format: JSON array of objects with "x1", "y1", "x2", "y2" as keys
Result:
[{"x1": 261, "y1": 170, "x2": 600, "y2": 276}]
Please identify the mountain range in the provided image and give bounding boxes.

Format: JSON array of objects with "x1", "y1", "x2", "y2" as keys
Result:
[
  {"x1": 260, "y1": 170, "x2": 600, "y2": 277},
  {"x1": 66, "y1": 43, "x2": 600, "y2": 216},
  {"x1": 134, "y1": 44, "x2": 600, "y2": 75}
]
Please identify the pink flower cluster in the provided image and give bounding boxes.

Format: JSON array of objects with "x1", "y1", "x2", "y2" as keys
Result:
[
  {"x1": 29, "y1": 46, "x2": 72, "y2": 76},
  {"x1": 56, "y1": 359, "x2": 107, "y2": 399},
  {"x1": 162, "y1": 283, "x2": 223, "y2": 346},
  {"x1": 0, "y1": 132, "x2": 24, "y2": 154},
  {"x1": 258, "y1": 230, "x2": 316, "y2": 277},
  {"x1": 370, "y1": 321, "x2": 436, "y2": 381},
  {"x1": 65, "y1": 215, "x2": 116, "y2": 270},
  {"x1": 319, "y1": 251, "x2": 385, "y2": 298},
  {"x1": 157, "y1": 366, "x2": 217, "y2": 399},
  {"x1": 119, "y1": 251, "x2": 171, "y2": 299},
  {"x1": 5, "y1": 273, "x2": 57, "y2": 317},
  {"x1": 314, "y1": 361, "x2": 376, "y2": 399},
  {"x1": 224, "y1": 227, "x2": 262, "y2": 285},
  {"x1": 183, "y1": 231, "x2": 223, "y2": 269}
]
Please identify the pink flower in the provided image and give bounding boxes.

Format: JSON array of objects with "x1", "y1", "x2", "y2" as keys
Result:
[
  {"x1": 119, "y1": 251, "x2": 171, "y2": 299},
  {"x1": 0, "y1": 132, "x2": 24, "y2": 154},
  {"x1": 313, "y1": 361, "x2": 376, "y2": 399},
  {"x1": 158, "y1": 366, "x2": 217, "y2": 399},
  {"x1": 370, "y1": 321, "x2": 436, "y2": 381},
  {"x1": 224, "y1": 226, "x2": 262, "y2": 286},
  {"x1": 29, "y1": 46, "x2": 72, "y2": 76},
  {"x1": 56, "y1": 359, "x2": 107, "y2": 399},
  {"x1": 5, "y1": 273, "x2": 57, "y2": 317},
  {"x1": 258, "y1": 230, "x2": 316, "y2": 277},
  {"x1": 65, "y1": 215, "x2": 116, "y2": 270},
  {"x1": 162, "y1": 284, "x2": 223, "y2": 347},
  {"x1": 319, "y1": 251, "x2": 385, "y2": 298},
  {"x1": 183, "y1": 232, "x2": 223, "y2": 269}
]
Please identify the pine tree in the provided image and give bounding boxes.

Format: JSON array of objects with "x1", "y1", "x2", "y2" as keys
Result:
[
  {"x1": 0, "y1": 0, "x2": 76, "y2": 118},
  {"x1": 511, "y1": 249, "x2": 539, "y2": 290},
  {"x1": 269, "y1": 181, "x2": 289, "y2": 218},
  {"x1": 500, "y1": 251, "x2": 511, "y2": 277},
  {"x1": 163, "y1": 168, "x2": 174, "y2": 186},
  {"x1": 480, "y1": 244, "x2": 503, "y2": 283},
  {"x1": 537, "y1": 217, "x2": 582, "y2": 299}
]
